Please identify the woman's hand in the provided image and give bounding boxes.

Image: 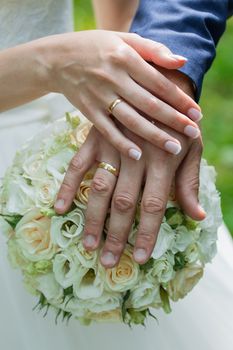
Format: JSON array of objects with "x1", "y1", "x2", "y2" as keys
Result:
[{"x1": 41, "y1": 30, "x2": 202, "y2": 158}]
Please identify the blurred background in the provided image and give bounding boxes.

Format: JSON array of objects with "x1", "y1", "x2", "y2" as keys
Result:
[{"x1": 73, "y1": 0, "x2": 233, "y2": 236}]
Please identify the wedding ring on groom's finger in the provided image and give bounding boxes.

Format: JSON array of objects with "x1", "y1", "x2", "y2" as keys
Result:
[
  {"x1": 108, "y1": 98, "x2": 123, "y2": 115},
  {"x1": 97, "y1": 161, "x2": 119, "y2": 177}
]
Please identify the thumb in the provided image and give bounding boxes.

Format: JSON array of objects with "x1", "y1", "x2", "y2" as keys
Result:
[
  {"x1": 175, "y1": 139, "x2": 206, "y2": 221},
  {"x1": 121, "y1": 33, "x2": 187, "y2": 69}
]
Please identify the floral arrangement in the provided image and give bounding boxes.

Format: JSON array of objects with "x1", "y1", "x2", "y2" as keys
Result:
[{"x1": 0, "y1": 112, "x2": 222, "y2": 326}]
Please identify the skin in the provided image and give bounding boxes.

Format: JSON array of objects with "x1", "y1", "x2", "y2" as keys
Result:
[
  {"x1": 56, "y1": 69, "x2": 206, "y2": 268},
  {"x1": 0, "y1": 31, "x2": 201, "y2": 159}
]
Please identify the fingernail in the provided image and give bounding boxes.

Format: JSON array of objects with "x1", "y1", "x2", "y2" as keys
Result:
[
  {"x1": 170, "y1": 54, "x2": 188, "y2": 62},
  {"x1": 129, "y1": 148, "x2": 142, "y2": 161},
  {"x1": 101, "y1": 252, "x2": 116, "y2": 266},
  {"x1": 55, "y1": 199, "x2": 65, "y2": 209},
  {"x1": 164, "y1": 141, "x2": 182, "y2": 155},
  {"x1": 184, "y1": 125, "x2": 200, "y2": 138},
  {"x1": 83, "y1": 234, "x2": 96, "y2": 248},
  {"x1": 198, "y1": 204, "x2": 207, "y2": 218},
  {"x1": 134, "y1": 248, "x2": 148, "y2": 263},
  {"x1": 187, "y1": 108, "x2": 203, "y2": 122}
]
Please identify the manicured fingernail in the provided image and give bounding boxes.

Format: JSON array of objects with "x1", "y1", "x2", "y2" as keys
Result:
[
  {"x1": 134, "y1": 248, "x2": 148, "y2": 263},
  {"x1": 187, "y1": 108, "x2": 203, "y2": 122},
  {"x1": 55, "y1": 199, "x2": 65, "y2": 209},
  {"x1": 184, "y1": 125, "x2": 200, "y2": 138},
  {"x1": 170, "y1": 54, "x2": 188, "y2": 62},
  {"x1": 101, "y1": 252, "x2": 116, "y2": 266},
  {"x1": 129, "y1": 148, "x2": 142, "y2": 160},
  {"x1": 164, "y1": 141, "x2": 182, "y2": 155},
  {"x1": 83, "y1": 234, "x2": 96, "y2": 248}
]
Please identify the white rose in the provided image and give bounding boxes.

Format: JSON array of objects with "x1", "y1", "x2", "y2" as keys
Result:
[
  {"x1": 128, "y1": 278, "x2": 162, "y2": 309},
  {"x1": 15, "y1": 209, "x2": 58, "y2": 261},
  {"x1": 99, "y1": 246, "x2": 140, "y2": 292},
  {"x1": 197, "y1": 229, "x2": 218, "y2": 263},
  {"x1": 53, "y1": 246, "x2": 85, "y2": 288},
  {"x1": 184, "y1": 243, "x2": 200, "y2": 264},
  {"x1": 81, "y1": 291, "x2": 122, "y2": 314},
  {"x1": 2, "y1": 175, "x2": 35, "y2": 215},
  {"x1": 51, "y1": 208, "x2": 85, "y2": 249},
  {"x1": 151, "y1": 222, "x2": 175, "y2": 259},
  {"x1": 33, "y1": 176, "x2": 60, "y2": 208},
  {"x1": 22, "y1": 152, "x2": 45, "y2": 181},
  {"x1": 167, "y1": 264, "x2": 203, "y2": 301},
  {"x1": 36, "y1": 272, "x2": 63, "y2": 303},
  {"x1": 0, "y1": 216, "x2": 14, "y2": 238},
  {"x1": 75, "y1": 241, "x2": 98, "y2": 268},
  {"x1": 46, "y1": 148, "x2": 75, "y2": 182},
  {"x1": 148, "y1": 252, "x2": 175, "y2": 283},
  {"x1": 73, "y1": 267, "x2": 104, "y2": 300},
  {"x1": 171, "y1": 226, "x2": 196, "y2": 254}
]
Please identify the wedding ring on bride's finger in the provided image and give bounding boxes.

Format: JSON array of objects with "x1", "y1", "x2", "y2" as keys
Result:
[
  {"x1": 97, "y1": 161, "x2": 119, "y2": 177},
  {"x1": 108, "y1": 98, "x2": 123, "y2": 114}
]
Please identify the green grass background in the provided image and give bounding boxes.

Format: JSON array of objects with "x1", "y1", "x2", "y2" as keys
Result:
[{"x1": 73, "y1": 0, "x2": 233, "y2": 235}]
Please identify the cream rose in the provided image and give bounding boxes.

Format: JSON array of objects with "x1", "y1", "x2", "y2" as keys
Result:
[
  {"x1": 34, "y1": 176, "x2": 59, "y2": 208},
  {"x1": 75, "y1": 121, "x2": 92, "y2": 147},
  {"x1": 99, "y1": 246, "x2": 140, "y2": 292},
  {"x1": 167, "y1": 264, "x2": 203, "y2": 301},
  {"x1": 15, "y1": 208, "x2": 58, "y2": 261},
  {"x1": 75, "y1": 179, "x2": 92, "y2": 206}
]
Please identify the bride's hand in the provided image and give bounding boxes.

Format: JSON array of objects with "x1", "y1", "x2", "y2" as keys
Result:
[{"x1": 42, "y1": 30, "x2": 202, "y2": 158}]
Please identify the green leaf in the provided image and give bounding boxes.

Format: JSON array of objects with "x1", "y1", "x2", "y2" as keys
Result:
[
  {"x1": 183, "y1": 216, "x2": 198, "y2": 230},
  {"x1": 174, "y1": 252, "x2": 187, "y2": 271},
  {"x1": 121, "y1": 290, "x2": 131, "y2": 323},
  {"x1": 160, "y1": 287, "x2": 172, "y2": 314},
  {"x1": 165, "y1": 207, "x2": 184, "y2": 229},
  {"x1": 66, "y1": 112, "x2": 81, "y2": 129},
  {"x1": 139, "y1": 257, "x2": 154, "y2": 272},
  {"x1": 1, "y1": 214, "x2": 23, "y2": 229}
]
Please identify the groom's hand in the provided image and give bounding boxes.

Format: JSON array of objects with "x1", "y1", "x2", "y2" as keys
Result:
[{"x1": 98, "y1": 69, "x2": 206, "y2": 266}]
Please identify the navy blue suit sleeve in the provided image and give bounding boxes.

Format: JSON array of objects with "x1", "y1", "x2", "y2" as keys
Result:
[{"x1": 130, "y1": 0, "x2": 233, "y2": 100}]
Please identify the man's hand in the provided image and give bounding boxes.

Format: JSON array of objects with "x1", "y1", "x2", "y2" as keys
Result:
[{"x1": 55, "y1": 69, "x2": 206, "y2": 268}]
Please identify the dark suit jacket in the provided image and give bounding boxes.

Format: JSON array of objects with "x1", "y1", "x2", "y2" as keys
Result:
[{"x1": 131, "y1": 0, "x2": 233, "y2": 100}]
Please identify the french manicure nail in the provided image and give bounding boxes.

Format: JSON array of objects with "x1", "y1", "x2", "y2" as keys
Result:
[
  {"x1": 184, "y1": 125, "x2": 200, "y2": 138},
  {"x1": 101, "y1": 252, "x2": 116, "y2": 266},
  {"x1": 170, "y1": 54, "x2": 188, "y2": 62},
  {"x1": 129, "y1": 148, "x2": 142, "y2": 161},
  {"x1": 83, "y1": 234, "x2": 96, "y2": 248},
  {"x1": 55, "y1": 199, "x2": 65, "y2": 209},
  {"x1": 134, "y1": 248, "x2": 148, "y2": 263},
  {"x1": 164, "y1": 141, "x2": 182, "y2": 155},
  {"x1": 187, "y1": 108, "x2": 203, "y2": 122}
]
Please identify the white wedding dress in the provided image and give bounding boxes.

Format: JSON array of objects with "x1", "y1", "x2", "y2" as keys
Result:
[{"x1": 0, "y1": 1, "x2": 233, "y2": 349}]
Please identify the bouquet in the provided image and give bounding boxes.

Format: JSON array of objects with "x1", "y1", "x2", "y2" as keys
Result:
[{"x1": 0, "y1": 112, "x2": 222, "y2": 326}]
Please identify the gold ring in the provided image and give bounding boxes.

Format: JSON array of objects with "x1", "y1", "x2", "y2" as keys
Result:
[
  {"x1": 108, "y1": 98, "x2": 122, "y2": 114},
  {"x1": 97, "y1": 161, "x2": 119, "y2": 177}
]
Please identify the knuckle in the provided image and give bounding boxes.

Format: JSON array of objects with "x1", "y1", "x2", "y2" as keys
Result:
[
  {"x1": 146, "y1": 97, "x2": 159, "y2": 115},
  {"x1": 155, "y1": 78, "x2": 170, "y2": 96},
  {"x1": 107, "y1": 44, "x2": 130, "y2": 66},
  {"x1": 91, "y1": 175, "x2": 111, "y2": 195},
  {"x1": 113, "y1": 193, "x2": 135, "y2": 213},
  {"x1": 69, "y1": 154, "x2": 84, "y2": 173},
  {"x1": 186, "y1": 176, "x2": 199, "y2": 191},
  {"x1": 85, "y1": 216, "x2": 101, "y2": 229},
  {"x1": 137, "y1": 229, "x2": 156, "y2": 246},
  {"x1": 142, "y1": 195, "x2": 166, "y2": 214},
  {"x1": 60, "y1": 181, "x2": 74, "y2": 194},
  {"x1": 106, "y1": 232, "x2": 125, "y2": 249}
]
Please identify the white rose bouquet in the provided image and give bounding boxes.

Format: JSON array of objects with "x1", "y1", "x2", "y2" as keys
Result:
[{"x1": 0, "y1": 112, "x2": 222, "y2": 327}]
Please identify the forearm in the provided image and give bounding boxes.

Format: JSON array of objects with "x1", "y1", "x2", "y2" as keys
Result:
[
  {"x1": 0, "y1": 39, "x2": 49, "y2": 112},
  {"x1": 92, "y1": 0, "x2": 139, "y2": 31}
]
